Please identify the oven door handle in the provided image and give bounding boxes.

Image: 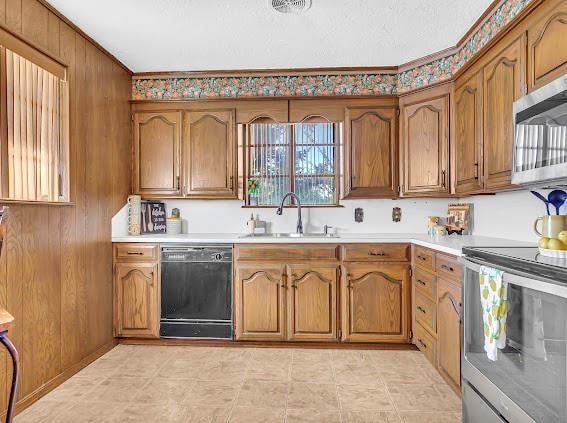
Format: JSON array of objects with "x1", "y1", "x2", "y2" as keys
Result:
[{"x1": 460, "y1": 257, "x2": 567, "y2": 299}]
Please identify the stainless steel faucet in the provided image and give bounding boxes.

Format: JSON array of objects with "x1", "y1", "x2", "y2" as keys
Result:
[{"x1": 276, "y1": 192, "x2": 303, "y2": 234}]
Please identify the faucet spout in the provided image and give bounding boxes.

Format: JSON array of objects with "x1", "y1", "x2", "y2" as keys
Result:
[{"x1": 276, "y1": 192, "x2": 303, "y2": 234}]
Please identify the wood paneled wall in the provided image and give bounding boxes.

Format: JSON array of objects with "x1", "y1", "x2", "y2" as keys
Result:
[{"x1": 0, "y1": 0, "x2": 132, "y2": 414}]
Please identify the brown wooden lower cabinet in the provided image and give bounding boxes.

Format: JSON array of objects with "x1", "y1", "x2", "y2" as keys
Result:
[
  {"x1": 113, "y1": 243, "x2": 160, "y2": 338},
  {"x1": 113, "y1": 261, "x2": 160, "y2": 338},
  {"x1": 287, "y1": 264, "x2": 339, "y2": 341},
  {"x1": 341, "y1": 263, "x2": 410, "y2": 343},
  {"x1": 437, "y1": 277, "x2": 462, "y2": 391},
  {"x1": 234, "y1": 264, "x2": 287, "y2": 341},
  {"x1": 233, "y1": 244, "x2": 410, "y2": 343},
  {"x1": 412, "y1": 245, "x2": 462, "y2": 394}
]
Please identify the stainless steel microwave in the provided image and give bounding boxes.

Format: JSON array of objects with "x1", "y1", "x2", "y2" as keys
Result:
[{"x1": 512, "y1": 74, "x2": 567, "y2": 187}]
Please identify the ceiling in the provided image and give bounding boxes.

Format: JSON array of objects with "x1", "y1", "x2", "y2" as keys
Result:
[{"x1": 46, "y1": 0, "x2": 494, "y2": 73}]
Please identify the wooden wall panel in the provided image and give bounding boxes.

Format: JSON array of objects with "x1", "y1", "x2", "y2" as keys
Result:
[
  {"x1": 21, "y1": 0, "x2": 48, "y2": 49},
  {"x1": 0, "y1": 0, "x2": 132, "y2": 415},
  {"x1": 4, "y1": 0, "x2": 21, "y2": 34}
]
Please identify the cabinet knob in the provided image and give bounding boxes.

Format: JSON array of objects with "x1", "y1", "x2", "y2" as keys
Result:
[
  {"x1": 440, "y1": 264, "x2": 454, "y2": 272},
  {"x1": 416, "y1": 279, "x2": 426, "y2": 286}
]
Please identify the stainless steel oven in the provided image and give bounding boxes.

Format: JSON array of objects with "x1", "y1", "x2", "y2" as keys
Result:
[
  {"x1": 512, "y1": 74, "x2": 567, "y2": 187},
  {"x1": 461, "y1": 247, "x2": 567, "y2": 423}
]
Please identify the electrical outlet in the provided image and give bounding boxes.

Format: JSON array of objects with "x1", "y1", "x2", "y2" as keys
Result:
[
  {"x1": 355, "y1": 208, "x2": 364, "y2": 223},
  {"x1": 392, "y1": 207, "x2": 402, "y2": 222}
]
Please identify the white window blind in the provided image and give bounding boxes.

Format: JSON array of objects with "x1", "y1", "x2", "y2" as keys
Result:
[
  {"x1": 4, "y1": 48, "x2": 69, "y2": 202},
  {"x1": 247, "y1": 122, "x2": 338, "y2": 206}
]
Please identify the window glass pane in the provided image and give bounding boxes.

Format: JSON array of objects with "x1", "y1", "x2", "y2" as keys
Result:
[
  {"x1": 247, "y1": 122, "x2": 337, "y2": 206},
  {"x1": 294, "y1": 123, "x2": 336, "y2": 205},
  {"x1": 295, "y1": 176, "x2": 336, "y2": 205},
  {"x1": 249, "y1": 123, "x2": 291, "y2": 205}
]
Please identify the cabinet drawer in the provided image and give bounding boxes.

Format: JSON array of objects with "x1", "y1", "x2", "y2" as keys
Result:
[
  {"x1": 114, "y1": 244, "x2": 159, "y2": 261},
  {"x1": 436, "y1": 254, "x2": 462, "y2": 281},
  {"x1": 414, "y1": 267, "x2": 436, "y2": 300},
  {"x1": 414, "y1": 322, "x2": 436, "y2": 365},
  {"x1": 415, "y1": 292, "x2": 436, "y2": 334},
  {"x1": 414, "y1": 246, "x2": 435, "y2": 271},
  {"x1": 235, "y1": 244, "x2": 340, "y2": 262},
  {"x1": 342, "y1": 244, "x2": 410, "y2": 262}
]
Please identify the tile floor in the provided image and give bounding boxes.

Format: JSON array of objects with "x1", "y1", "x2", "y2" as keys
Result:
[{"x1": 15, "y1": 345, "x2": 462, "y2": 423}]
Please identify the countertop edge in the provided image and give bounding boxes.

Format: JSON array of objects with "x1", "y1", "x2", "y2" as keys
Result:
[{"x1": 112, "y1": 234, "x2": 534, "y2": 256}]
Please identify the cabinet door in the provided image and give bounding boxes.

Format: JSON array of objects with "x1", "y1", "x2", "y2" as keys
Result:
[
  {"x1": 401, "y1": 95, "x2": 450, "y2": 196},
  {"x1": 184, "y1": 110, "x2": 236, "y2": 198},
  {"x1": 454, "y1": 71, "x2": 484, "y2": 195},
  {"x1": 344, "y1": 107, "x2": 398, "y2": 198},
  {"x1": 287, "y1": 264, "x2": 338, "y2": 341},
  {"x1": 437, "y1": 277, "x2": 462, "y2": 391},
  {"x1": 133, "y1": 111, "x2": 181, "y2": 196},
  {"x1": 483, "y1": 35, "x2": 526, "y2": 190},
  {"x1": 114, "y1": 262, "x2": 159, "y2": 338},
  {"x1": 528, "y1": 0, "x2": 567, "y2": 90},
  {"x1": 342, "y1": 263, "x2": 410, "y2": 342},
  {"x1": 234, "y1": 264, "x2": 286, "y2": 340}
]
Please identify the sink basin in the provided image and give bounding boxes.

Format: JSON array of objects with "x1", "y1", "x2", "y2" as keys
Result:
[{"x1": 239, "y1": 233, "x2": 340, "y2": 239}]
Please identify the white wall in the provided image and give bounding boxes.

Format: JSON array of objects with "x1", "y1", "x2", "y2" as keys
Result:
[
  {"x1": 112, "y1": 190, "x2": 550, "y2": 242},
  {"x1": 113, "y1": 198, "x2": 451, "y2": 237},
  {"x1": 462, "y1": 189, "x2": 551, "y2": 243}
]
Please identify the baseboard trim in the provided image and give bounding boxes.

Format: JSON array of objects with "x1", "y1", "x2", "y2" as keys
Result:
[
  {"x1": 4, "y1": 339, "x2": 118, "y2": 418},
  {"x1": 119, "y1": 338, "x2": 418, "y2": 350}
]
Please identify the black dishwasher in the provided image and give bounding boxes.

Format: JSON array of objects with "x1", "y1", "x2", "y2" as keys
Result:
[{"x1": 160, "y1": 244, "x2": 233, "y2": 339}]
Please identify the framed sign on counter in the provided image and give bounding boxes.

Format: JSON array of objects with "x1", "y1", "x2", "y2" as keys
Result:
[{"x1": 141, "y1": 201, "x2": 167, "y2": 234}]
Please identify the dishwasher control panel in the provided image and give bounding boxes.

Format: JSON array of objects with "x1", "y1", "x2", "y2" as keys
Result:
[{"x1": 161, "y1": 245, "x2": 233, "y2": 263}]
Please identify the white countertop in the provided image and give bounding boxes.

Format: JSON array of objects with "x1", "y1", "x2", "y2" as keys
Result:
[{"x1": 112, "y1": 233, "x2": 534, "y2": 256}]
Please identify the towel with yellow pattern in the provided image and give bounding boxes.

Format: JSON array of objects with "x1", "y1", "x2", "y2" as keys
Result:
[{"x1": 479, "y1": 265, "x2": 507, "y2": 361}]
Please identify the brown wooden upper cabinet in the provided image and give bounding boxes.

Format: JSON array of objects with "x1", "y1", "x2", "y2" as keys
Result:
[
  {"x1": 528, "y1": 0, "x2": 567, "y2": 90},
  {"x1": 133, "y1": 111, "x2": 182, "y2": 197},
  {"x1": 400, "y1": 85, "x2": 450, "y2": 196},
  {"x1": 454, "y1": 70, "x2": 484, "y2": 195},
  {"x1": 133, "y1": 109, "x2": 236, "y2": 199},
  {"x1": 183, "y1": 110, "x2": 236, "y2": 198},
  {"x1": 482, "y1": 35, "x2": 526, "y2": 191},
  {"x1": 344, "y1": 107, "x2": 398, "y2": 198}
]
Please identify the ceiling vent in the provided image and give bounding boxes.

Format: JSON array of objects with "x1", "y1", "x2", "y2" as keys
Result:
[{"x1": 270, "y1": 0, "x2": 312, "y2": 14}]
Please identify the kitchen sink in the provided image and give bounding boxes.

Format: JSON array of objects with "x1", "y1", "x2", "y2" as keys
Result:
[{"x1": 238, "y1": 233, "x2": 340, "y2": 239}]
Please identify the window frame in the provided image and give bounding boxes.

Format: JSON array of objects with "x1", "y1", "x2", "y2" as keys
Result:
[
  {"x1": 0, "y1": 28, "x2": 70, "y2": 204},
  {"x1": 243, "y1": 117, "x2": 341, "y2": 208}
]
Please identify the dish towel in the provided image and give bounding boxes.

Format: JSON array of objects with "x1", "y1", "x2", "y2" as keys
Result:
[{"x1": 479, "y1": 266, "x2": 508, "y2": 361}]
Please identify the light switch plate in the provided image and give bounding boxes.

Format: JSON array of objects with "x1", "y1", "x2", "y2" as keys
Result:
[{"x1": 392, "y1": 207, "x2": 401, "y2": 222}]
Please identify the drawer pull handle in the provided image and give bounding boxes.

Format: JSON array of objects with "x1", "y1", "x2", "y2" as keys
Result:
[
  {"x1": 440, "y1": 264, "x2": 454, "y2": 272},
  {"x1": 126, "y1": 251, "x2": 144, "y2": 255},
  {"x1": 369, "y1": 251, "x2": 387, "y2": 256},
  {"x1": 417, "y1": 306, "x2": 426, "y2": 314},
  {"x1": 418, "y1": 339, "x2": 427, "y2": 348},
  {"x1": 417, "y1": 255, "x2": 427, "y2": 261},
  {"x1": 416, "y1": 279, "x2": 426, "y2": 286}
]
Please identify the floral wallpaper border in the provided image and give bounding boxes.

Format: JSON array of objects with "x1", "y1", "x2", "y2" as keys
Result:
[{"x1": 132, "y1": 0, "x2": 533, "y2": 100}]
